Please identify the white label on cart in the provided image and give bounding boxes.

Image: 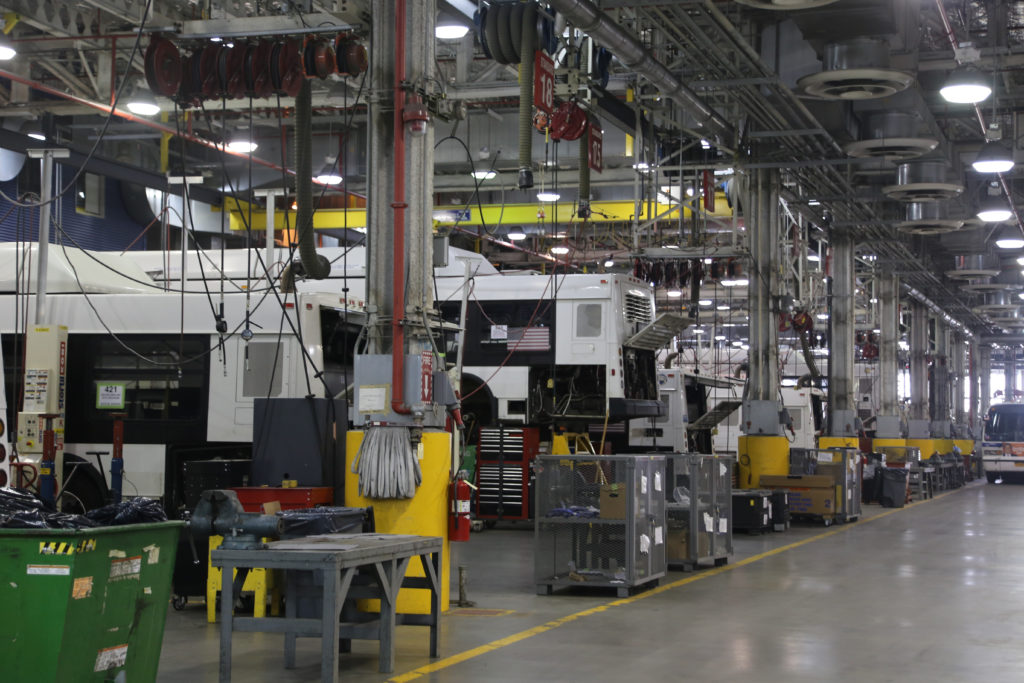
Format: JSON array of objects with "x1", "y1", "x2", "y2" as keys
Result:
[
  {"x1": 641, "y1": 475, "x2": 648, "y2": 494},
  {"x1": 720, "y1": 463, "x2": 728, "y2": 477},
  {"x1": 654, "y1": 526, "x2": 663, "y2": 545},
  {"x1": 109, "y1": 556, "x2": 141, "y2": 581},
  {"x1": 703, "y1": 512, "x2": 714, "y2": 531},
  {"x1": 143, "y1": 544, "x2": 160, "y2": 565},
  {"x1": 27, "y1": 564, "x2": 69, "y2": 576},
  {"x1": 817, "y1": 452, "x2": 834, "y2": 463},
  {"x1": 639, "y1": 534, "x2": 650, "y2": 554},
  {"x1": 94, "y1": 644, "x2": 128, "y2": 672},
  {"x1": 719, "y1": 518, "x2": 728, "y2": 534},
  {"x1": 456, "y1": 500, "x2": 471, "y2": 513},
  {"x1": 654, "y1": 472, "x2": 662, "y2": 492}
]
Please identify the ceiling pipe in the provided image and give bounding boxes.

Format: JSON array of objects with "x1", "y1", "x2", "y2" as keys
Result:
[
  {"x1": 933, "y1": 0, "x2": 1024, "y2": 238},
  {"x1": 546, "y1": 0, "x2": 734, "y2": 145}
]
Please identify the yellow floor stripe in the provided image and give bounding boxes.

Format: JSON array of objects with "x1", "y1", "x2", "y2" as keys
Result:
[{"x1": 390, "y1": 485, "x2": 969, "y2": 682}]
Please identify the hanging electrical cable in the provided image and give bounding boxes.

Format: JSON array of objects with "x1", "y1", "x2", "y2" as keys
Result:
[{"x1": 350, "y1": 425, "x2": 422, "y2": 499}]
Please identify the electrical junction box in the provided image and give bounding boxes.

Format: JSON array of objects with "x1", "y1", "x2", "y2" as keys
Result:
[
  {"x1": 17, "y1": 326, "x2": 68, "y2": 458},
  {"x1": 351, "y1": 353, "x2": 446, "y2": 428}
]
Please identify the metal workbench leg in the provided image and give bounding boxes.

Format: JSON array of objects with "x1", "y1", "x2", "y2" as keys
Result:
[
  {"x1": 374, "y1": 556, "x2": 411, "y2": 674},
  {"x1": 284, "y1": 571, "x2": 297, "y2": 669},
  {"x1": 420, "y1": 551, "x2": 441, "y2": 658},
  {"x1": 320, "y1": 564, "x2": 341, "y2": 683},
  {"x1": 219, "y1": 562, "x2": 234, "y2": 682}
]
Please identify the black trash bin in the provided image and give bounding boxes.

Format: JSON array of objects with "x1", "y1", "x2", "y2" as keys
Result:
[{"x1": 879, "y1": 469, "x2": 908, "y2": 508}]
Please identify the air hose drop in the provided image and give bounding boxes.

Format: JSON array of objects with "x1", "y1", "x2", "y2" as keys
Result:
[
  {"x1": 518, "y1": 2, "x2": 537, "y2": 189},
  {"x1": 295, "y1": 79, "x2": 331, "y2": 279},
  {"x1": 579, "y1": 123, "x2": 591, "y2": 218}
]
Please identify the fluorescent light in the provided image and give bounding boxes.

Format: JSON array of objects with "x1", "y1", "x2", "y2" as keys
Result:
[
  {"x1": 471, "y1": 169, "x2": 496, "y2": 180},
  {"x1": 940, "y1": 67, "x2": 992, "y2": 104},
  {"x1": 720, "y1": 278, "x2": 749, "y2": 287},
  {"x1": 632, "y1": 162, "x2": 651, "y2": 171},
  {"x1": 27, "y1": 132, "x2": 45, "y2": 141},
  {"x1": 716, "y1": 304, "x2": 730, "y2": 311},
  {"x1": 699, "y1": 299, "x2": 713, "y2": 306},
  {"x1": 210, "y1": 36, "x2": 223, "y2": 43},
  {"x1": 550, "y1": 245, "x2": 569, "y2": 255},
  {"x1": 436, "y1": 24, "x2": 471, "y2": 40},
  {"x1": 604, "y1": 259, "x2": 615, "y2": 267},
  {"x1": 714, "y1": 335, "x2": 726, "y2": 341},
  {"x1": 972, "y1": 140, "x2": 1014, "y2": 174},
  {"x1": 666, "y1": 289, "x2": 683, "y2": 298},
  {"x1": 537, "y1": 191, "x2": 560, "y2": 202},
  {"x1": 732, "y1": 340, "x2": 742, "y2": 347},
  {"x1": 808, "y1": 199, "x2": 821, "y2": 206},
  {"x1": 0, "y1": 36, "x2": 16, "y2": 61},
  {"x1": 807, "y1": 252, "x2": 820, "y2": 262},
  {"x1": 979, "y1": 205, "x2": 1013, "y2": 224},
  {"x1": 315, "y1": 172, "x2": 343, "y2": 185},
  {"x1": 997, "y1": 237, "x2": 1024, "y2": 249},
  {"x1": 693, "y1": 329, "x2": 705, "y2": 334},
  {"x1": 816, "y1": 313, "x2": 829, "y2": 320},
  {"x1": 700, "y1": 139, "x2": 711, "y2": 150},
  {"x1": 713, "y1": 167, "x2": 733, "y2": 176},
  {"x1": 507, "y1": 230, "x2": 527, "y2": 241},
  {"x1": 226, "y1": 137, "x2": 258, "y2": 154}
]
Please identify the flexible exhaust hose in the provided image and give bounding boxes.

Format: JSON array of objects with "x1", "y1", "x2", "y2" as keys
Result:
[
  {"x1": 518, "y1": 2, "x2": 537, "y2": 189},
  {"x1": 579, "y1": 125, "x2": 590, "y2": 200},
  {"x1": 295, "y1": 79, "x2": 330, "y2": 279}
]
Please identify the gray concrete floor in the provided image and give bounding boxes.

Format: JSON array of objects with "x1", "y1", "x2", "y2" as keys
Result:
[{"x1": 158, "y1": 481, "x2": 1023, "y2": 682}]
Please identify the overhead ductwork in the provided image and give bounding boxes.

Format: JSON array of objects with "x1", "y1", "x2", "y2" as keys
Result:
[
  {"x1": 546, "y1": 0, "x2": 734, "y2": 144},
  {"x1": 945, "y1": 253, "x2": 1001, "y2": 280},
  {"x1": 895, "y1": 202, "x2": 962, "y2": 235},
  {"x1": 844, "y1": 111, "x2": 938, "y2": 161},
  {"x1": 736, "y1": 0, "x2": 839, "y2": 9},
  {"x1": 993, "y1": 268, "x2": 1024, "y2": 290},
  {"x1": 883, "y1": 160, "x2": 965, "y2": 202},
  {"x1": 797, "y1": 38, "x2": 913, "y2": 100},
  {"x1": 989, "y1": 308, "x2": 1023, "y2": 326},
  {"x1": 974, "y1": 290, "x2": 1020, "y2": 313},
  {"x1": 963, "y1": 277, "x2": 1007, "y2": 293}
]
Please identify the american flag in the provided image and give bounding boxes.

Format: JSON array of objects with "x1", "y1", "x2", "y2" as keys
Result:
[{"x1": 508, "y1": 326, "x2": 550, "y2": 351}]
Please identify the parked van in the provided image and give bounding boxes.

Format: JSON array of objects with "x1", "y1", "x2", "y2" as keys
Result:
[{"x1": 978, "y1": 403, "x2": 1024, "y2": 483}]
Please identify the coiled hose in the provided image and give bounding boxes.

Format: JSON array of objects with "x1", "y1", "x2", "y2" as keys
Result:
[{"x1": 351, "y1": 426, "x2": 423, "y2": 499}]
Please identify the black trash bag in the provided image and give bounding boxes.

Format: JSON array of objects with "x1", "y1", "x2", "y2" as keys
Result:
[
  {"x1": 279, "y1": 506, "x2": 373, "y2": 538},
  {"x1": 0, "y1": 488, "x2": 98, "y2": 529},
  {"x1": 86, "y1": 498, "x2": 168, "y2": 526},
  {"x1": 0, "y1": 487, "x2": 47, "y2": 514}
]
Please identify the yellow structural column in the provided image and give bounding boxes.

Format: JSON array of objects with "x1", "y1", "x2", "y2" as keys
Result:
[
  {"x1": 737, "y1": 435, "x2": 790, "y2": 489},
  {"x1": 346, "y1": 430, "x2": 451, "y2": 614},
  {"x1": 818, "y1": 436, "x2": 859, "y2": 449},
  {"x1": 905, "y1": 438, "x2": 939, "y2": 460},
  {"x1": 872, "y1": 437, "x2": 906, "y2": 453}
]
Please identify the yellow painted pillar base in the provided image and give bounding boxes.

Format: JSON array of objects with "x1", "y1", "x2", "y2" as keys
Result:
[
  {"x1": 737, "y1": 435, "x2": 789, "y2": 489},
  {"x1": 872, "y1": 438, "x2": 906, "y2": 459},
  {"x1": 932, "y1": 438, "x2": 955, "y2": 456},
  {"x1": 818, "y1": 436, "x2": 858, "y2": 450},
  {"x1": 206, "y1": 535, "x2": 281, "y2": 623},
  {"x1": 953, "y1": 439, "x2": 975, "y2": 456},
  {"x1": 346, "y1": 430, "x2": 451, "y2": 614},
  {"x1": 906, "y1": 438, "x2": 937, "y2": 461}
]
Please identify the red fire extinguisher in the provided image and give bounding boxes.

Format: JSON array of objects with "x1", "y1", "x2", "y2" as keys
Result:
[{"x1": 449, "y1": 470, "x2": 473, "y2": 542}]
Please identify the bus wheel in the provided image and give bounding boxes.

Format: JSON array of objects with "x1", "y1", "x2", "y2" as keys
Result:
[{"x1": 60, "y1": 454, "x2": 110, "y2": 513}]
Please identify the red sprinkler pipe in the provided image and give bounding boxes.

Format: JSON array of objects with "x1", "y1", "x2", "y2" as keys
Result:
[{"x1": 391, "y1": 0, "x2": 411, "y2": 415}]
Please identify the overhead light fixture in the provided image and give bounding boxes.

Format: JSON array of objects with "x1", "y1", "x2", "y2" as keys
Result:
[
  {"x1": 816, "y1": 312, "x2": 829, "y2": 320},
  {"x1": 693, "y1": 328, "x2": 705, "y2": 335},
  {"x1": 940, "y1": 66, "x2": 992, "y2": 104},
  {"x1": 26, "y1": 131, "x2": 45, "y2": 141},
  {"x1": 314, "y1": 160, "x2": 342, "y2": 185},
  {"x1": 994, "y1": 224, "x2": 1024, "y2": 249},
  {"x1": 807, "y1": 252, "x2": 821, "y2": 262},
  {"x1": 0, "y1": 35, "x2": 16, "y2": 61},
  {"x1": 435, "y1": 17, "x2": 471, "y2": 40},
  {"x1": 666, "y1": 289, "x2": 683, "y2": 298},
  {"x1": 808, "y1": 199, "x2": 821, "y2": 206},
  {"x1": 972, "y1": 140, "x2": 1014, "y2": 173},
  {"x1": 869, "y1": 297, "x2": 879, "y2": 303},
  {"x1": 716, "y1": 304, "x2": 730, "y2": 311},
  {"x1": 471, "y1": 169, "x2": 496, "y2": 180},
  {"x1": 550, "y1": 245, "x2": 569, "y2": 255},
  {"x1": 700, "y1": 139, "x2": 711, "y2": 150},
  {"x1": 699, "y1": 299, "x2": 713, "y2": 306},
  {"x1": 126, "y1": 82, "x2": 160, "y2": 116},
  {"x1": 720, "y1": 278, "x2": 749, "y2": 287},
  {"x1": 978, "y1": 195, "x2": 1013, "y2": 224},
  {"x1": 732, "y1": 340, "x2": 742, "y2": 347},
  {"x1": 226, "y1": 132, "x2": 258, "y2": 154},
  {"x1": 537, "y1": 191, "x2": 560, "y2": 202},
  {"x1": 604, "y1": 258, "x2": 615, "y2": 267},
  {"x1": 1018, "y1": 291, "x2": 1024, "y2": 301},
  {"x1": 507, "y1": 230, "x2": 526, "y2": 241},
  {"x1": 632, "y1": 162, "x2": 651, "y2": 171}
]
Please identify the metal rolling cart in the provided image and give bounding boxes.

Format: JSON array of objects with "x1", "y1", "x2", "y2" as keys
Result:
[
  {"x1": 533, "y1": 454, "x2": 666, "y2": 597},
  {"x1": 664, "y1": 453, "x2": 733, "y2": 571}
]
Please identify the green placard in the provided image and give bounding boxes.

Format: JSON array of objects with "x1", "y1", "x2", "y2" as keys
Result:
[{"x1": 96, "y1": 382, "x2": 126, "y2": 410}]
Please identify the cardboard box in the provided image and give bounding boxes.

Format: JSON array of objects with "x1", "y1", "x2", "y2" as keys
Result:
[
  {"x1": 666, "y1": 525, "x2": 710, "y2": 562},
  {"x1": 600, "y1": 483, "x2": 627, "y2": 519},
  {"x1": 759, "y1": 474, "x2": 837, "y2": 517}
]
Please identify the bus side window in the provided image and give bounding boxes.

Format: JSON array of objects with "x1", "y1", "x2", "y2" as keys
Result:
[{"x1": 576, "y1": 303, "x2": 602, "y2": 338}]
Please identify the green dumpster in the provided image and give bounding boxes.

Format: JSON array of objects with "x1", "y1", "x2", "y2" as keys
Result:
[{"x1": 0, "y1": 521, "x2": 184, "y2": 683}]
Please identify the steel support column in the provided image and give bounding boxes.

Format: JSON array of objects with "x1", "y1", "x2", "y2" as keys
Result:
[
  {"x1": 969, "y1": 340, "x2": 980, "y2": 434},
  {"x1": 875, "y1": 273, "x2": 901, "y2": 438},
  {"x1": 908, "y1": 301, "x2": 930, "y2": 439},
  {"x1": 953, "y1": 333, "x2": 966, "y2": 425},
  {"x1": 980, "y1": 344, "x2": 992, "y2": 416},
  {"x1": 931, "y1": 319, "x2": 951, "y2": 438},
  {"x1": 1006, "y1": 347, "x2": 1017, "y2": 402},
  {"x1": 827, "y1": 228, "x2": 856, "y2": 437}
]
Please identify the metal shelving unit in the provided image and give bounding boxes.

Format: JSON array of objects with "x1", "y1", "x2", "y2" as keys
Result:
[
  {"x1": 665, "y1": 453, "x2": 734, "y2": 571},
  {"x1": 533, "y1": 454, "x2": 666, "y2": 597}
]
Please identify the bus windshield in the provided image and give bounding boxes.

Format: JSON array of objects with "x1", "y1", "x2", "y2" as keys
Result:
[{"x1": 985, "y1": 405, "x2": 1024, "y2": 442}]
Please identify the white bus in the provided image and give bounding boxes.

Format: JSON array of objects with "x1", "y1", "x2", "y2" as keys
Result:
[{"x1": 978, "y1": 403, "x2": 1024, "y2": 483}]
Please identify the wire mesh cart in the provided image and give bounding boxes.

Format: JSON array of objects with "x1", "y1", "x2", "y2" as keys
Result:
[
  {"x1": 664, "y1": 453, "x2": 734, "y2": 571},
  {"x1": 533, "y1": 454, "x2": 666, "y2": 597}
]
